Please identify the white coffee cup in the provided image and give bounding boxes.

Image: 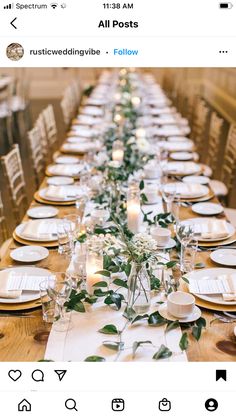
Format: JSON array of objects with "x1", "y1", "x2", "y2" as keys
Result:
[
  {"x1": 167, "y1": 291, "x2": 195, "y2": 318},
  {"x1": 91, "y1": 209, "x2": 110, "y2": 225},
  {"x1": 151, "y1": 226, "x2": 171, "y2": 246}
]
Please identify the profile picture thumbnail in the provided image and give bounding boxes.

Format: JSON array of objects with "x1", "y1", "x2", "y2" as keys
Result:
[{"x1": 6, "y1": 43, "x2": 24, "y2": 61}]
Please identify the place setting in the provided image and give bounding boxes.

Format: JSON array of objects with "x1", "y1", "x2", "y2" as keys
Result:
[
  {"x1": 35, "y1": 184, "x2": 86, "y2": 205},
  {"x1": 46, "y1": 162, "x2": 86, "y2": 178},
  {"x1": 13, "y1": 218, "x2": 62, "y2": 247}
]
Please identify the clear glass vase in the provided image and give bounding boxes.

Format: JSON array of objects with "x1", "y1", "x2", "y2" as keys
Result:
[{"x1": 127, "y1": 262, "x2": 151, "y2": 314}]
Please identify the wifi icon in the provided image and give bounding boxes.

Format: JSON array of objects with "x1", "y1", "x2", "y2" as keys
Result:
[{"x1": 51, "y1": 3, "x2": 58, "y2": 8}]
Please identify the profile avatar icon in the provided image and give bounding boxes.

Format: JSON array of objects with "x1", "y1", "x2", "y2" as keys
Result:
[{"x1": 6, "y1": 43, "x2": 24, "y2": 61}]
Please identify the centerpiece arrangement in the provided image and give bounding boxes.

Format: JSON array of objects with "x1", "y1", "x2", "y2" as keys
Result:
[{"x1": 62, "y1": 70, "x2": 206, "y2": 361}]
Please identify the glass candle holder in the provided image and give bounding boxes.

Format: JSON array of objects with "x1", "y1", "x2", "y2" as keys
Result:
[
  {"x1": 127, "y1": 184, "x2": 141, "y2": 234},
  {"x1": 86, "y1": 238, "x2": 104, "y2": 295},
  {"x1": 112, "y1": 140, "x2": 124, "y2": 162}
]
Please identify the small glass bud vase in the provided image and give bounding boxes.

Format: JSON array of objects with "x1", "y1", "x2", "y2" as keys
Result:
[
  {"x1": 127, "y1": 262, "x2": 151, "y2": 314},
  {"x1": 112, "y1": 140, "x2": 124, "y2": 162},
  {"x1": 85, "y1": 238, "x2": 104, "y2": 295},
  {"x1": 127, "y1": 184, "x2": 141, "y2": 234}
]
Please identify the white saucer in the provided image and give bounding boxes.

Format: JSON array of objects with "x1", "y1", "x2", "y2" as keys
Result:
[
  {"x1": 156, "y1": 238, "x2": 176, "y2": 250},
  {"x1": 27, "y1": 206, "x2": 59, "y2": 219},
  {"x1": 182, "y1": 175, "x2": 210, "y2": 185},
  {"x1": 210, "y1": 249, "x2": 236, "y2": 266},
  {"x1": 10, "y1": 246, "x2": 49, "y2": 263},
  {"x1": 159, "y1": 303, "x2": 202, "y2": 323},
  {"x1": 47, "y1": 176, "x2": 74, "y2": 186},
  {"x1": 191, "y1": 203, "x2": 224, "y2": 216}
]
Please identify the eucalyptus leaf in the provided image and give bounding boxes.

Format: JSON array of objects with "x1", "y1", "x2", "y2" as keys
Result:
[
  {"x1": 153, "y1": 344, "x2": 172, "y2": 360},
  {"x1": 74, "y1": 302, "x2": 86, "y2": 313},
  {"x1": 84, "y1": 356, "x2": 106, "y2": 362},
  {"x1": 95, "y1": 270, "x2": 111, "y2": 278},
  {"x1": 92, "y1": 281, "x2": 108, "y2": 288},
  {"x1": 148, "y1": 311, "x2": 168, "y2": 326},
  {"x1": 194, "y1": 262, "x2": 206, "y2": 269},
  {"x1": 139, "y1": 180, "x2": 145, "y2": 190},
  {"x1": 165, "y1": 320, "x2": 179, "y2": 333},
  {"x1": 113, "y1": 278, "x2": 128, "y2": 289},
  {"x1": 98, "y1": 324, "x2": 119, "y2": 335},
  {"x1": 196, "y1": 317, "x2": 206, "y2": 328},
  {"x1": 182, "y1": 277, "x2": 189, "y2": 284},
  {"x1": 132, "y1": 340, "x2": 152, "y2": 359},
  {"x1": 192, "y1": 325, "x2": 202, "y2": 341},
  {"x1": 179, "y1": 332, "x2": 189, "y2": 351},
  {"x1": 103, "y1": 341, "x2": 125, "y2": 351},
  {"x1": 131, "y1": 314, "x2": 149, "y2": 324}
]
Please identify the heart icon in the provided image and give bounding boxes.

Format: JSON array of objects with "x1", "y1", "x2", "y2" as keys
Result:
[{"x1": 8, "y1": 370, "x2": 22, "y2": 382}]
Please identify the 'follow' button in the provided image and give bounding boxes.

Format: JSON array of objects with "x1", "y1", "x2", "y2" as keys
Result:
[{"x1": 113, "y1": 48, "x2": 139, "y2": 56}]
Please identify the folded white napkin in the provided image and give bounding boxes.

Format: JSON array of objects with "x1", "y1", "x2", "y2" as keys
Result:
[
  {"x1": 0, "y1": 290, "x2": 22, "y2": 299},
  {"x1": 21, "y1": 220, "x2": 58, "y2": 240},
  {"x1": 189, "y1": 273, "x2": 236, "y2": 296},
  {"x1": 45, "y1": 185, "x2": 66, "y2": 200},
  {"x1": 200, "y1": 220, "x2": 229, "y2": 240}
]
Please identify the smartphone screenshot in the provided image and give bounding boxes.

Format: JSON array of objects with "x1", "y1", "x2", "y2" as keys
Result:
[{"x1": 0, "y1": 1, "x2": 235, "y2": 417}]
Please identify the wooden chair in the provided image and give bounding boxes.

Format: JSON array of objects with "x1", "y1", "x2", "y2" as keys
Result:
[
  {"x1": 1, "y1": 144, "x2": 27, "y2": 225},
  {"x1": 27, "y1": 126, "x2": 45, "y2": 188},
  {"x1": 42, "y1": 105, "x2": 58, "y2": 155},
  {"x1": 35, "y1": 113, "x2": 50, "y2": 164},
  {"x1": 0, "y1": 192, "x2": 11, "y2": 260},
  {"x1": 191, "y1": 97, "x2": 210, "y2": 158},
  {"x1": 204, "y1": 112, "x2": 225, "y2": 177}
]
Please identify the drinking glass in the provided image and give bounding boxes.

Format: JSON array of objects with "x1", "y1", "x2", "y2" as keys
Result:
[
  {"x1": 161, "y1": 179, "x2": 176, "y2": 213},
  {"x1": 64, "y1": 213, "x2": 80, "y2": 253},
  {"x1": 47, "y1": 272, "x2": 72, "y2": 332},
  {"x1": 176, "y1": 222, "x2": 195, "y2": 271},
  {"x1": 57, "y1": 220, "x2": 71, "y2": 256},
  {"x1": 39, "y1": 278, "x2": 56, "y2": 323},
  {"x1": 182, "y1": 238, "x2": 198, "y2": 273}
]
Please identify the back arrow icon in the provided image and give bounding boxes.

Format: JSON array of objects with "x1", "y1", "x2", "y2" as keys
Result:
[{"x1": 10, "y1": 17, "x2": 17, "y2": 29}]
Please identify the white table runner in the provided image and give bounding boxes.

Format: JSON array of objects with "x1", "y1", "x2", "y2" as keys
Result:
[{"x1": 45, "y1": 301, "x2": 187, "y2": 362}]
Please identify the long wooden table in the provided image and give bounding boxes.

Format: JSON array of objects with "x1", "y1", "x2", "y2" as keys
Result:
[{"x1": 0, "y1": 179, "x2": 236, "y2": 362}]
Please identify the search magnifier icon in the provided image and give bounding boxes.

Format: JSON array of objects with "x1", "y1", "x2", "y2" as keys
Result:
[{"x1": 65, "y1": 398, "x2": 78, "y2": 411}]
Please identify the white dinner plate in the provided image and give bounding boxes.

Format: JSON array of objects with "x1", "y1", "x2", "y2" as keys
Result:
[
  {"x1": 191, "y1": 203, "x2": 224, "y2": 216},
  {"x1": 166, "y1": 162, "x2": 201, "y2": 176},
  {"x1": 159, "y1": 141, "x2": 194, "y2": 152},
  {"x1": 54, "y1": 155, "x2": 80, "y2": 164},
  {"x1": 47, "y1": 176, "x2": 74, "y2": 186},
  {"x1": 47, "y1": 163, "x2": 85, "y2": 177},
  {"x1": 158, "y1": 303, "x2": 202, "y2": 323},
  {"x1": 67, "y1": 136, "x2": 91, "y2": 144},
  {"x1": 170, "y1": 152, "x2": 194, "y2": 161},
  {"x1": 39, "y1": 186, "x2": 82, "y2": 202},
  {"x1": 164, "y1": 183, "x2": 209, "y2": 199},
  {"x1": 210, "y1": 249, "x2": 236, "y2": 267},
  {"x1": 10, "y1": 246, "x2": 49, "y2": 263},
  {"x1": 27, "y1": 206, "x2": 59, "y2": 219},
  {"x1": 15, "y1": 219, "x2": 60, "y2": 242},
  {"x1": 186, "y1": 268, "x2": 236, "y2": 306},
  {"x1": 0, "y1": 266, "x2": 51, "y2": 304},
  {"x1": 167, "y1": 136, "x2": 190, "y2": 142},
  {"x1": 182, "y1": 175, "x2": 210, "y2": 185},
  {"x1": 180, "y1": 218, "x2": 235, "y2": 242}
]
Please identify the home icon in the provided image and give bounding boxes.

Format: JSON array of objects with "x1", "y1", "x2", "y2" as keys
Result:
[{"x1": 18, "y1": 399, "x2": 31, "y2": 412}]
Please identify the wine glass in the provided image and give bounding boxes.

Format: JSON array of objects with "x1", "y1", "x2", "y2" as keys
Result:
[
  {"x1": 161, "y1": 180, "x2": 176, "y2": 213},
  {"x1": 176, "y1": 221, "x2": 195, "y2": 272},
  {"x1": 47, "y1": 272, "x2": 72, "y2": 332}
]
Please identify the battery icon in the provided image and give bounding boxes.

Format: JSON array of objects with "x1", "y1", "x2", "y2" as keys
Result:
[{"x1": 219, "y1": 2, "x2": 233, "y2": 8}]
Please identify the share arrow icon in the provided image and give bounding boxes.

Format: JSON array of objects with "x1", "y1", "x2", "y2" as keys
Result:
[{"x1": 54, "y1": 370, "x2": 67, "y2": 381}]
